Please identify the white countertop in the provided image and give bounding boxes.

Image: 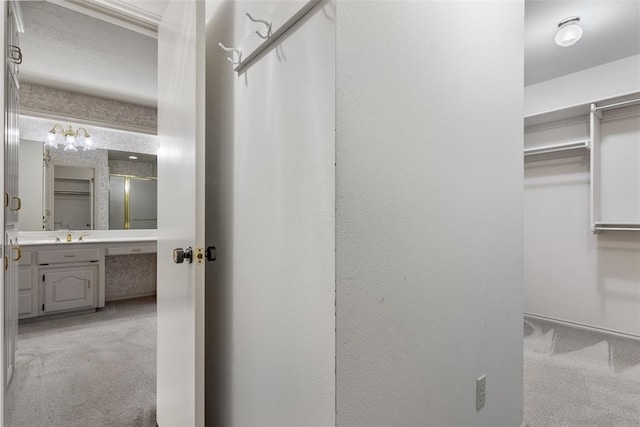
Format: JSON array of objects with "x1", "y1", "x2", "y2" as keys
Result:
[{"x1": 17, "y1": 230, "x2": 157, "y2": 246}]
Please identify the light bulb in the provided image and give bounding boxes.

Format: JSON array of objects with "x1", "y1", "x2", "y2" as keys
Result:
[
  {"x1": 64, "y1": 135, "x2": 78, "y2": 151},
  {"x1": 84, "y1": 137, "x2": 95, "y2": 150},
  {"x1": 555, "y1": 18, "x2": 583, "y2": 47},
  {"x1": 45, "y1": 133, "x2": 57, "y2": 148}
]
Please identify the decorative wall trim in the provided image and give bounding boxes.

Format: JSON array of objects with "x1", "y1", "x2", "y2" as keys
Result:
[
  {"x1": 20, "y1": 83, "x2": 157, "y2": 134},
  {"x1": 45, "y1": 0, "x2": 160, "y2": 38}
]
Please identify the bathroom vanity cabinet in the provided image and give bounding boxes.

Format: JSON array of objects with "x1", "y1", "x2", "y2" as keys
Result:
[
  {"x1": 17, "y1": 237, "x2": 156, "y2": 320},
  {"x1": 18, "y1": 251, "x2": 38, "y2": 319}
]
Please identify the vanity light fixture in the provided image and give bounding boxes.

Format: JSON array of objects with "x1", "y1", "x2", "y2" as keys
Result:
[
  {"x1": 45, "y1": 124, "x2": 95, "y2": 151},
  {"x1": 555, "y1": 17, "x2": 583, "y2": 47}
]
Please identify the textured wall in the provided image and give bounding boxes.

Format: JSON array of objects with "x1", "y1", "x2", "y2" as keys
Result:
[
  {"x1": 205, "y1": 1, "x2": 336, "y2": 425},
  {"x1": 48, "y1": 148, "x2": 109, "y2": 230},
  {"x1": 109, "y1": 159, "x2": 155, "y2": 177},
  {"x1": 105, "y1": 254, "x2": 157, "y2": 300},
  {"x1": 336, "y1": 2, "x2": 523, "y2": 425},
  {"x1": 525, "y1": 55, "x2": 640, "y2": 117},
  {"x1": 20, "y1": 83, "x2": 157, "y2": 132}
]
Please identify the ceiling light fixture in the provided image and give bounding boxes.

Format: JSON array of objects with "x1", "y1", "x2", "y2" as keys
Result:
[
  {"x1": 45, "y1": 124, "x2": 95, "y2": 151},
  {"x1": 555, "y1": 17, "x2": 583, "y2": 47},
  {"x1": 129, "y1": 155, "x2": 138, "y2": 160}
]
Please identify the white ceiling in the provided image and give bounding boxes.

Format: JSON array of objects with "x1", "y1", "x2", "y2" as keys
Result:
[
  {"x1": 19, "y1": 0, "x2": 640, "y2": 101},
  {"x1": 525, "y1": 0, "x2": 640, "y2": 86},
  {"x1": 19, "y1": 1, "x2": 159, "y2": 106}
]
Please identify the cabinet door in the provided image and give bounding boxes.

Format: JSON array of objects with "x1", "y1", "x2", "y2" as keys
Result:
[
  {"x1": 42, "y1": 267, "x2": 96, "y2": 313},
  {"x1": 18, "y1": 268, "x2": 36, "y2": 318}
]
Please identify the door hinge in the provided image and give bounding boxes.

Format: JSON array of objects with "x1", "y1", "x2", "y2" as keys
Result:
[
  {"x1": 42, "y1": 304, "x2": 44, "y2": 311},
  {"x1": 42, "y1": 274, "x2": 45, "y2": 282}
]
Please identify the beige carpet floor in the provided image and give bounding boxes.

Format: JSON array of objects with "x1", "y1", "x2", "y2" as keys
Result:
[
  {"x1": 5, "y1": 296, "x2": 156, "y2": 427},
  {"x1": 7, "y1": 298, "x2": 639, "y2": 426},
  {"x1": 523, "y1": 317, "x2": 640, "y2": 427}
]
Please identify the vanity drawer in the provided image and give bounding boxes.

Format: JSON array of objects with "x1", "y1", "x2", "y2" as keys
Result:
[
  {"x1": 18, "y1": 251, "x2": 31, "y2": 266},
  {"x1": 38, "y1": 248, "x2": 100, "y2": 264},
  {"x1": 106, "y1": 245, "x2": 156, "y2": 256}
]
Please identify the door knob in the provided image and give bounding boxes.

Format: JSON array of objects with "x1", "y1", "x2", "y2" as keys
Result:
[
  {"x1": 205, "y1": 246, "x2": 217, "y2": 262},
  {"x1": 173, "y1": 247, "x2": 193, "y2": 264}
]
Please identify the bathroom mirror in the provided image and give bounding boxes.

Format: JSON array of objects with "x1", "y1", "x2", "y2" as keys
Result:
[
  {"x1": 51, "y1": 165, "x2": 95, "y2": 230},
  {"x1": 18, "y1": 140, "x2": 157, "y2": 231}
]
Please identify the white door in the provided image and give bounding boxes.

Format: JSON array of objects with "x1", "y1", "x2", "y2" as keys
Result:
[{"x1": 156, "y1": 0, "x2": 205, "y2": 425}]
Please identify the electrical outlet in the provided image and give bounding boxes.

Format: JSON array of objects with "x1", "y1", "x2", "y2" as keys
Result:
[{"x1": 476, "y1": 374, "x2": 486, "y2": 410}]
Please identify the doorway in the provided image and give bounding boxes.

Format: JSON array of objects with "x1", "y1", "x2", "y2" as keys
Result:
[{"x1": 4, "y1": 1, "x2": 162, "y2": 425}]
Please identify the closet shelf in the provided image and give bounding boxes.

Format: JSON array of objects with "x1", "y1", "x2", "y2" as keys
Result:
[
  {"x1": 54, "y1": 191, "x2": 90, "y2": 196},
  {"x1": 593, "y1": 97, "x2": 640, "y2": 112},
  {"x1": 524, "y1": 140, "x2": 590, "y2": 157}
]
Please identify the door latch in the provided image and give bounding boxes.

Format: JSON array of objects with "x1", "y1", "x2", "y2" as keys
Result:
[
  {"x1": 173, "y1": 247, "x2": 193, "y2": 264},
  {"x1": 195, "y1": 248, "x2": 204, "y2": 264}
]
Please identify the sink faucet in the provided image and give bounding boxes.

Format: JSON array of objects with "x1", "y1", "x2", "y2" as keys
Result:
[{"x1": 78, "y1": 233, "x2": 90, "y2": 241}]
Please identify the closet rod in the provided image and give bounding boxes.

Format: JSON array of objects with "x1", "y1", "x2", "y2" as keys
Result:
[
  {"x1": 524, "y1": 140, "x2": 589, "y2": 157},
  {"x1": 234, "y1": 0, "x2": 320, "y2": 74},
  {"x1": 593, "y1": 98, "x2": 640, "y2": 112},
  {"x1": 594, "y1": 227, "x2": 640, "y2": 232},
  {"x1": 593, "y1": 223, "x2": 640, "y2": 232}
]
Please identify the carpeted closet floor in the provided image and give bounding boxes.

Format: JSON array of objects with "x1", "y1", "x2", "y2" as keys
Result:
[
  {"x1": 6, "y1": 297, "x2": 639, "y2": 426},
  {"x1": 523, "y1": 317, "x2": 640, "y2": 426},
  {"x1": 5, "y1": 296, "x2": 156, "y2": 427}
]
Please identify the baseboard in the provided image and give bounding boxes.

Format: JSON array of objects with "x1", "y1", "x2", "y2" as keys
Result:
[
  {"x1": 105, "y1": 292, "x2": 156, "y2": 302},
  {"x1": 524, "y1": 312, "x2": 640, "y2": 342}
]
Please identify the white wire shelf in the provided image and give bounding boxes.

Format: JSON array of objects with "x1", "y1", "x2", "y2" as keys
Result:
[{"x1": 524, "y1": 140, "x2": 590, "y2": 157}]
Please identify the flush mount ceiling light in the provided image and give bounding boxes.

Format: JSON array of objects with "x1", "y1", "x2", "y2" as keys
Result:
[
  {"x1": 555, "y1": 16, "x2": 583, "y2": 47},
  {"x1": 45, "y1": 124, "x2": 95, "y2": 151}
]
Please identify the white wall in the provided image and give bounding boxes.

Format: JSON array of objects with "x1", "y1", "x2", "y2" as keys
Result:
[
  {"x1": 335, "y1": 2, "x2": 524, "y2": 426},
  {"x1": 206, "y1": 1, "x2": 335, "y2": 425},
  {"x1": 524, "y1": 113, "x2": 640, "y2": 337},
  {"x1": 18, "y1": 140, "x2": 43, "y2": 231},
  {"x1": 525, "y1": 54, "x2": 640, "y2": 117}
]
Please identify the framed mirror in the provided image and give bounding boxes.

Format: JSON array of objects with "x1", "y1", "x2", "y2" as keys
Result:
[{"x1": 18, "y1": 140, "x2": 157, "y2": 231}]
